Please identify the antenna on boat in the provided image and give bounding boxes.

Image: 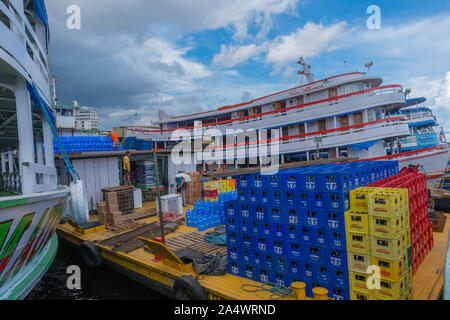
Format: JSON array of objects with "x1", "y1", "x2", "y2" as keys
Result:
[
  {"x1": 404, "y1": 88, "x2": 411, "y2": 99},
  {"x1": 364, "y1": 61, "x2": 373, "y2": 75},
  {"x1": 297, "y1": 57, "x2": 314, "y2": 83}
]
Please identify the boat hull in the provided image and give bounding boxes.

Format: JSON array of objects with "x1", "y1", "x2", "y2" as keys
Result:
[
  {"x1": 397, "y1": 148, "x2": 449, "y2": 184},
  {"x1": 0, "y1": 188, "x2": 70, "y2": 300}
]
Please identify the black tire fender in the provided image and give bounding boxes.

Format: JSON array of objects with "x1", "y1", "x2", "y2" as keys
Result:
[
  {"x1": 79, "y1": 241, "x2": 102, "y2": 268},
  {"x1": 173, "y1": 275, "x2": 209, "y2": 300}
]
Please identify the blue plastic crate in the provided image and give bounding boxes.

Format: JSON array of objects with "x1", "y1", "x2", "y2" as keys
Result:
[
  {"x1": 225, "y1": 201, "x2": 237, "y2": 217},
  {"x1": 327, "y1": 229, "x2": 346, "y2": 250},
  {"x1": 243, "y1": 264, "x2": 258, "y2": 281},
  {"x1": 240, "y1": 247, "x2": 253, "y2": 265},
  {"x1": 271, "y1": 239, "x2": 286, "y2": 256},
  {"x1": 282, "y1": 171, "x2": 300, "y2": 191},
  {"x1": 225, "y1": 216, "x2": 239, "y2": 232},
  {"x1": 272, "y1": 271, "x2": 289, "y2": 287},
  {"x1": 268, "y1": 206, "x2": 287, "y2": 224},
  {"x1": 227, "y1": 245, "x2": 240, "y2": 262},
  {"x1": 269, "y1": 189, "x2": 283, "y2": 206},
  {"x1": 286, "y1": 224, "x2": 300, "y2": 242},
  {"x1": 240, "y1": 218, "x2": 251, "y2": 234},
  {"x1": 298, "y1": 192, "x2": 309, "y2": 208},
  {"x1": 301, "y1": 170, "x2": 322, "y2": 192},
  {"x1": 302, "y1": 262, "x2": 316, "y2": 281},
  {"x1": 315, "y1": 263, "x2": 331, "y2": 284},
  {"x1": 259, "y1": 221, "x2": 272, "y2": 238},
  {"x1": 300, "y1": 227, "x2": 313, "y2": 245},
  {"x1": 327, "y1": 249, "x2": 347, "y2": 269},
  {"x1": 226, "y1": 230, "x2": 239, "y2": 246},
  {"x1": 322, "y1": 169, "x2": 353, "y2": 193},
  {"x1": 312, "y1": 228, "x2": 327, "y2": 247},
  {"x1": 238, "y1": 189, "x2": 246, "y2": 203},
  {"x1": 305, "y1": 245, "x2": 327, "y2": 264},
  {"x1": 271, "y1": 223, "x2": 287, "y2": 240},
  {"x1": 238, "y1": 204, "x2": 251, "y2": 219},
  {"x1": 254, "y1": 236, "x2": 271, "y2": 254},
  {"x1": 257, "y1": 268, "x2": 273, "y2": 284},
  {"x1": 240, "y1": 233, "x2": 254, "y2": 250},
  {"x1": 257, "y1": 190, "x2": 270, "y2": 205},
  {"x1": 251, "y1": 204, "x2": 268, "y2": 222},
  {"x1": 252, "y1": 251, "x2": 263, "y2": 266},
  {"x1": 287, "y1": 258, "x2": 303, "y2": 277},
  {"x1": 228, "y1": 260, "x2": 242, "y2": 276},
  {"x1": 249, "y1": 219, "x2": 260, "y2": 235},
  {"x1": 326, "y1": 192, "x2": 349, "y2": 212},
  {"x1": 331, "y1": 267, "x2": 349, "y2": 289},
  {"x1": 329, "y1": 285, "x2": 350, "y2": 301},
  {"x1": 310, "y1": 192, "x2": 326, "y2": 210},
  {"x1": 262, "y1": 172, "x2": 282, "y2": 189},
  {"x1": 247, "y1": 189, "x2": 258, "y2": 204},
  {"x1": 287, "y1": 241, "x2": 302, "y2": 260},
  {"x1": 251, "y1": 173, "x2": 265, "y2": 190},
  {"x1": 303, "y1": 209, "x2": 325, "y2": 228},
  {"x1": 287, "y1": 208, "x2": 301, "y2": 226},
  {"x1": 284, "y1": 190, "x2": 297, "y2": 207},
  {"x1": 237, "y1": 174, "x2": 250, "y2": 189},
  {"x1": 263, "y1": 254, "x2": 275, "y2": 270},
  {"x1": 274, "y1": 255, "x2": 288, "y2": 274},
  {"x1": 326, "y1": 211, "x2": 345, "y2": 231}
]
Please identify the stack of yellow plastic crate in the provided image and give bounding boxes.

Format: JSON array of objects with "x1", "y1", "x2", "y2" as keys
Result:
[
  {"x1": 345, "y1": 187, "x2": 413, "y2": 300},
  {"x1": 203, "y1": 179, "x2": 237, "y2": 201}
]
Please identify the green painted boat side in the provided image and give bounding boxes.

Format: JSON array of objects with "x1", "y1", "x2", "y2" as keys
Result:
[{"x1": 0, "y1": 189, "x2": 69, "y2": 300}]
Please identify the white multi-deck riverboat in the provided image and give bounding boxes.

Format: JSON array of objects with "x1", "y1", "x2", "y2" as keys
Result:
[
  {"x1": 0, "y1": 0, "x2": 70, "y2": 299},
  {"x1": 128, "y1": 58, "x2": 448, "y2": 179}
]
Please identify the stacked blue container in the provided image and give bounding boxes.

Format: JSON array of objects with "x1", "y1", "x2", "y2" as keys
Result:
[
  {"x1": 53, "y1": 136, "x2": 119, "y2": 153},
  {"x1": 225, "y1": 160, "x2": 399, "y2": 300}
]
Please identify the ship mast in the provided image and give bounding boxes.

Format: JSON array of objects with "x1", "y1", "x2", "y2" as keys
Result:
[{"x1": 297, "y1": 57, "x2": 314, "y2": 83}]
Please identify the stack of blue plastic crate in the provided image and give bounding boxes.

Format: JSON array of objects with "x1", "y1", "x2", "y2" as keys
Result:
[{"x1": 225, "y1": 160, "x2": 399, "y2": 300}]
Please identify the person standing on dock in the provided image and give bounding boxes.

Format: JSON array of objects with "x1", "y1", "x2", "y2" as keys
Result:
[
  {"x1": 175, "y1": 171, "x2": 188, "y2": 207},
  {"x1": 123, "y1": 151, "x2": 134, "y2": 188},
  {"x1": 111, "y1": 130, "x2": 120, "y2": 151}
]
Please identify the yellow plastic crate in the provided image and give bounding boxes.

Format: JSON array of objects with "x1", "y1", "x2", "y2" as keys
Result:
[
  {"x1": 371, "y1": 255, "x2": 407, "y2": 282},
  {"x1": 346, "y1": 231, "x2": 371, "y2": 255},
  {"x1": 349, "y1": 187, "x2": 380, "y2": 212},
  {"x1": 349, "y1": 271, "x2": 372, "y2": 294},
  {"x1": 345, "y1": 210, "x2": 369, "y2": 234},
  {"x1": 370, "y1": 235, "x2": 404, "y2": 260},
  {"x1": 348, "y1": 252, "x2": 371, "y2": 274},
  {"x1": 402, "y1": 230, "x2": 411, "y2": 252},
  {"x1": 373, "y1": 277, "x2": 407, "y2": 300},
  {"x1": 369, "y1": 215, "x2": 403, "y2": 239},
  {"x1": 405, "y1": 267, "x2": 413, "y2": 300},
  {"x1": 350, "y1": 288, "x2": 373, "y2": 300},
  {"x1": 368, "y1": 191, "x2": 401, "y2": 218}
]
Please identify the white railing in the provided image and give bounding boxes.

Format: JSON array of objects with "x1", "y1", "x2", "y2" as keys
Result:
[
  {"x1": 0, "y1": 171, "x2": 21, "y2": 194},
  {"x1": 133, "y1": 85, "x2": 405, "y2": 143},
  {"x1": 22, "y1": 162, "x2": 57, "y2": 193}
]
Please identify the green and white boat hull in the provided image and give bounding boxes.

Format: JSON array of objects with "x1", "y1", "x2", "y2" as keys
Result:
[{"x1": 0, "y1": 188, "x2": 70, "y2": 300}]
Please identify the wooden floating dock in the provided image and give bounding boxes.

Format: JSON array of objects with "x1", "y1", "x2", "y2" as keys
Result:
[{"x1": 56, "y1": 201, "x2": 450, "y2": 300}]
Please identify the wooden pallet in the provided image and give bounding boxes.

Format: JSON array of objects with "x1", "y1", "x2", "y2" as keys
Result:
[{"x1": 166, "y1": 232, "x2": 227, "y2": 257}]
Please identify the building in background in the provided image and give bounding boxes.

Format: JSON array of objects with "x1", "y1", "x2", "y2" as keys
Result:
[{"x1": 74, "y1": 102, "x2": 99, "y2": 130}]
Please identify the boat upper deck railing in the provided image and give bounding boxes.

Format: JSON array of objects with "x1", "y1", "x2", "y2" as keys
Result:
[
  {"x1": 0, "y1": 0, "x2": 50, "y2": 90},
  {"x1": 130, "y1": 85, "x2": 404, "y2": 139},
  {"x1": 0, "y1": 171, "x2": 21, "y2": 195}
]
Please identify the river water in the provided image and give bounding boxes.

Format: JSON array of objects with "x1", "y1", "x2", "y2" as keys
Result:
[{"x1": 26, "y1": 242, "x2": 168, "y2": 300}]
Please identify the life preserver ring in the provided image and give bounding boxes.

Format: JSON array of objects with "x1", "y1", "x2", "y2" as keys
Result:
[
  {"x1": 173, "y1": 275, "x2": 209, "y2": 300},
  {"x1": 79, "y1": 241, "x2": 102, "y2": 268}
]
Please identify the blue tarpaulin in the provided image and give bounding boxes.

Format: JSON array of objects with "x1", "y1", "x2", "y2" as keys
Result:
[
  {"x1": 349, "y1": 139, "x2": 380, "y2": 151},
  {"x1": 32, "y1": 0, "x2": 48, "y2": 26},
  {"x1": 26, "y1": 82, "x2": 56, "y2": 126}
]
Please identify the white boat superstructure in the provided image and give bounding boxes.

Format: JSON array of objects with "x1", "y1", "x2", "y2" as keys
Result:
[
  {"x1": 0, "y1": 0, "x2": 70, "y2": 300},
  {"x1": 128, "y1": 58, "x2": 447, "y2": 176}
]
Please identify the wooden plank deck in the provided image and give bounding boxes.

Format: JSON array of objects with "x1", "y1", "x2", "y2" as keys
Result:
[{"x1": 413, "y1": 213, "x2": 450, "y2": 300}]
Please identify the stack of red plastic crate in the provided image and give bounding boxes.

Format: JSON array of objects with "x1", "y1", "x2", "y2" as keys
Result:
[{"x1": 368, "y1": 167, "x2": 433, "y2": 275}]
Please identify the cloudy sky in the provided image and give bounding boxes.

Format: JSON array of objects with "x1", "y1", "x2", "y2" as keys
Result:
[{"x1": 46, "y1": 0, "x2": 450, "y2": 135}]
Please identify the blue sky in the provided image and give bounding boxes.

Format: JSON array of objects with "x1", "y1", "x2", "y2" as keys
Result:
[{"x1": 47, "y1": 0, "x2": 450, "y2": 135}]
